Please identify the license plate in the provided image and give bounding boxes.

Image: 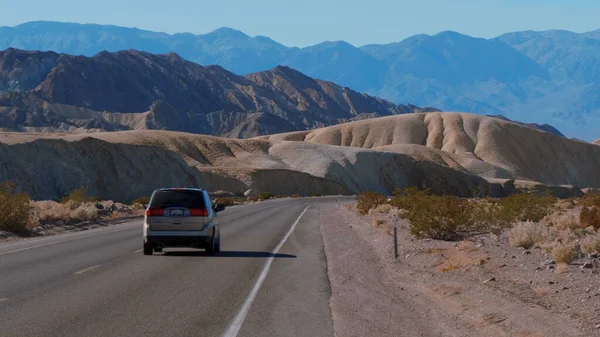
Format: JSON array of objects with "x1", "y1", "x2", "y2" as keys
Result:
[{"x1": 170, "y1": 209, "x2": 184, "y2": 216}]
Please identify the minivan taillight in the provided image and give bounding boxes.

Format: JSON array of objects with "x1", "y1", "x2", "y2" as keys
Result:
[
  {"x1": 189, "y1": 208, "x2": 208, "y2": 216},
  {"x1": 145, "y1": 208, "x2": 165, "y2": 217}
]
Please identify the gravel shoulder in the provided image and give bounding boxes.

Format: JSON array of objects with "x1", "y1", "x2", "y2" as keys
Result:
[{"x1": 320, "y1": 203, "x2": 592, "y2": 337}]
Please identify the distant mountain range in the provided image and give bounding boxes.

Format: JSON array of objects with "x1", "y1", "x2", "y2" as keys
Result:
[
  {"x1": 0, "y1": 21, "x2": 598, "y2": 140},
  {"x1": 0, "y1": 48, "x2": 435, "y2": 137}
]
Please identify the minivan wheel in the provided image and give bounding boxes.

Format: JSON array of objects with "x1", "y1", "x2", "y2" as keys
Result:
[
  {"x1": 206, "y1": 237, "x2": 216, "y2": 255},
  {"x1": 215, "y1": 238, "x2": 221, "y2": 253},
  {"x1": 143, "y1": 242, "x2": 153, "y2": 255}
]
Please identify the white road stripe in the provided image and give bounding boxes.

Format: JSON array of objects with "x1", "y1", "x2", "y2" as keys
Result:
[
  {"x1": 73, "y1": 264, "x2": 102, "y2": 275},
  {"x1": 222, "y1": 205, "x2": 311, "y2": 337},
  {"x1": 0, "y1": 226, "x2": 135, "y2": 257},
  {"x1": 134, "y1": 249, "x2": 143, "y2": 253}
]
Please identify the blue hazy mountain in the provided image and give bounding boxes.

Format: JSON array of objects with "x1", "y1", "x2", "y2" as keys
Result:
[{"x1": 1, "y1": 21, "x2": 599, "y2": 140}]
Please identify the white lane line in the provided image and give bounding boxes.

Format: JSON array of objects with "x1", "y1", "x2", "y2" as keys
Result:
[
  {"x1": 222, "y1": 205, "x2": 311, "y2": 337},
  {"x1": 73, "y1": 264, "x2": 102, "y2": 275},
  {"x1": 0, "y1": 298, "x2": 8, "y2": 303},
  {"x1": 134, "y1": 249, "x2": 143, "y2": 253},
  {"x1": 0, "y1": 226, "x2": 135, "y2": 257}
]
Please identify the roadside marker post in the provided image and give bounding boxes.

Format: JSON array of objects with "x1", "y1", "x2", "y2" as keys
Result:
[{"x1": 393, "y1": 215, "x2": 398, "y2": 259}]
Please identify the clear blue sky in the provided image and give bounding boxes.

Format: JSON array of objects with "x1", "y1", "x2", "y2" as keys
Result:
[{"x1": 1, "y1": 0, "x2": 599, "y2": 47}]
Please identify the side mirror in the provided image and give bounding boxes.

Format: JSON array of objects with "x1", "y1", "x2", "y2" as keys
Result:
[{"x1": 214, "y1": 203, "x2": 225, "y2": 213}]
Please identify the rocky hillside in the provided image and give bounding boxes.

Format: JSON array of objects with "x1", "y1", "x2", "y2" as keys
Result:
[
  {"x1": 0, "y1": 129, "x2": 489, "y2": 202},
  {"x1": 259, "y1": 112, "x2": 600, "y2": 190},
  {"x1": 0, "y1": 112, "x2": 595, "y2": 202},
  {"x1": 0, "y1": 48, "x2": 433, "y2": 137}
]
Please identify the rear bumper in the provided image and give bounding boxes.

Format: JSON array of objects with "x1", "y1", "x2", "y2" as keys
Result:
[
  {"x1": 145, "y1": 229, "x2": 213, "y2": 248},
  {"x1": 146, "y1": 235, "x2": 212, "y2": 248}
]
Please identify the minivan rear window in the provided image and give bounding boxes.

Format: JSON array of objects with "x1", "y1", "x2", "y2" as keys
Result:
[{"x1": 149, "y1": 190, "x2": 206, "y2": 209}]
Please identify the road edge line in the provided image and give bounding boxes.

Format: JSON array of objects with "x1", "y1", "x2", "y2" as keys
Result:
[{"x1": 222, "y1": 205, "x2": 312, "y2": 337}]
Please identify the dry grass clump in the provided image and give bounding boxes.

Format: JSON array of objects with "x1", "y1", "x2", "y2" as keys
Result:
[
  {"x1": 581, "y1": 234, "x2": 600, "y2": 254},
  {"x1": 508, "y1": 222, "x2": 547, "y2": 249},
  {"x1": 70, "y1": 203, "x2": 99, "y2": 220},
  {"x1": 0, "y1": 182, "x2": 32, "y2": 233},
  {"x1": 31, "y1": 200, "x2": 98, "y2": 222},
  {"x1": 542, "y1": 209, "x2": 582, "y2": 231},
  {"x1": 429, "y1": 241, "x2": 489, "y2": 272},
  {"x1": 371, "y1": 219, "x2": 386, "y2": 228},
  {"x1": 551, "y1": 241, "x2": 581, "y2": 264},
  {"x1": 31, "y1": 200, "x2": 71, "y2": 221},
  {"x1": 370, "y1": 203, "x2": 393, "y2": 215}
]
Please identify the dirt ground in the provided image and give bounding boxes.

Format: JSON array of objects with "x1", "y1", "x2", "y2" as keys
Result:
[
  {"x1": 320, "y1": 202, "x2": 599, "y2": 337},
  {"x1": 0, "y1": 212, "x2": 144, "y2": 243}
]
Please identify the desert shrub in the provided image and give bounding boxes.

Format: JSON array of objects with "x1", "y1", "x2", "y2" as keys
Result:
[
  {"x1": 356, "y1": 191, "x2": 387, "y2": 215},
  {"x1": 499, "y1": 191, "x2": 556, "y2": 222},
  {"x1": 389, "y1": 187, "x2": 431, "y2": 214},
  {"x1": 132, "y1": 196, "x2": 150, "y2": 206},
  {"x1": 470, "y1": 199, "x2": 513, "y2": 235},
  {"x1": 581, "y1": 234, "x2": 600, "y2": 254},
  {"x1": 551, "y1": 241, "x2": 581, "y2": 264},
  {"x1": 0, "y1": 182, "x2": 32, "y2": 233},
  {"x1": 390, "y1": 188, "x2": 506, "y2": 241},
  {"x1": 404, "y1": 194, "x2": 479, "y2": 241},
  {"x1": 508, "y1": 222, "x2": 547, "y2": 249},
  {"x1": 61, "y1": 187, "x2": 99, "y2": 207},
  {"x1": 216, "y1": 197, "x2": 235, "y2": 207},
  {"x1": 259, "y1": 192, "x2": 275, "y2": 200},
  {"x1": 581, "y1": 191, "x2": 600, "y2": 208},
  {"x1": 580, "y1": 206, "x2": 600, "y2": 231},
  {"x1": 290, "y1": 194, "x2": 300, "y2": 198}
]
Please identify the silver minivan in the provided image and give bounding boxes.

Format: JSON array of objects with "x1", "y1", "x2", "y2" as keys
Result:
[{"x1": 143, "y1": 188, "x2": 225, "y2": 255}]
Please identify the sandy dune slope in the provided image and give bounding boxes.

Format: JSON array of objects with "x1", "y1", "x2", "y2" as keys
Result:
[
  {"x1": 0, "y1": 129, "x2": 492, "y2": 201},
  {"x1": 594, "y1": 139, "x2": 600, "y2": 145},
  {"x1": 259, "y1": 113, "x2": 600, "y2": 189}
]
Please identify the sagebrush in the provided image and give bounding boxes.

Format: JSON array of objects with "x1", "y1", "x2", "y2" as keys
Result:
[
  {"x1": 0, "y1": 182, "x2": 32, "y2": 233},
  {"x1": 356, "y1": 191, "x2": 387, "y2": 215},
  {"x1": 358, "y1": 187, "x2": 557, "y2": 241}
]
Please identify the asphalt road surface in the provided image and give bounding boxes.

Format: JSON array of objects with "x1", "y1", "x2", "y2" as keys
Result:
[{"x1": 0, "y1": 197, "x2": 351, "y2": 337}]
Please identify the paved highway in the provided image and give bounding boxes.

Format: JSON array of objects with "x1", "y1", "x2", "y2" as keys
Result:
[{"x1": 0, "y1": 197, "x2": 349, "y2": 337}]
